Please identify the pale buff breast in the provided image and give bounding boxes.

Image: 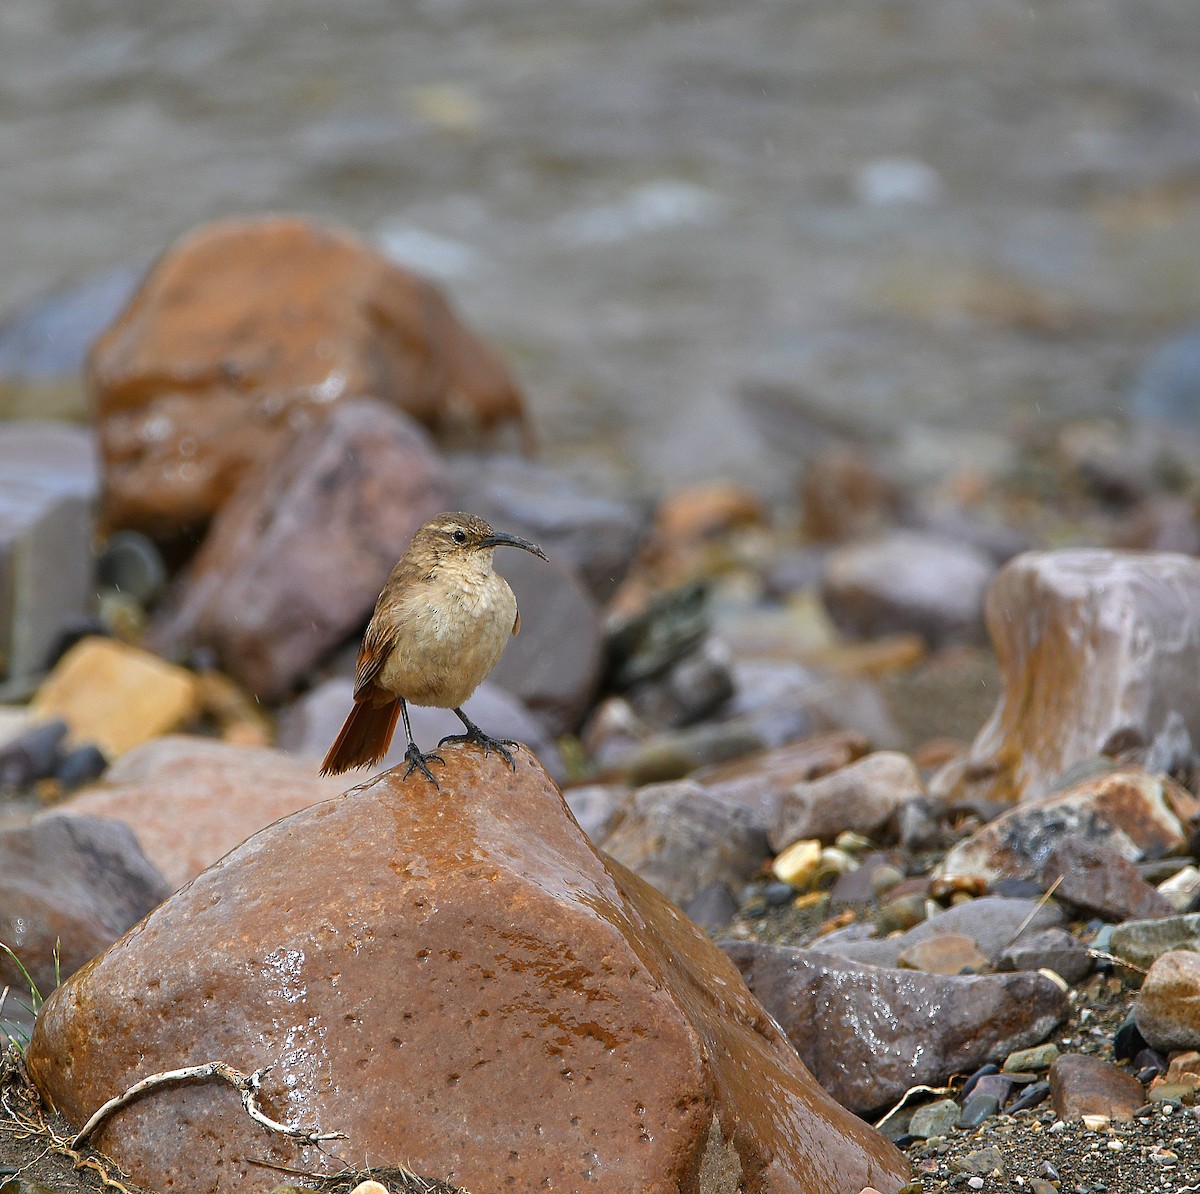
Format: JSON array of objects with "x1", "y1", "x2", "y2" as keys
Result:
[{"x1": 379, "y1": 562, "x2": 518, "y2": 709}]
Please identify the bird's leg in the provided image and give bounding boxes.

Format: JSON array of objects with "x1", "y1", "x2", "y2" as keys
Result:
[
  {"x1": 400, "y1": 699, "x2": 443, "y2": 786},
  {"x1": 439, "y1": 708, "x2": 519, "y2": 770}
]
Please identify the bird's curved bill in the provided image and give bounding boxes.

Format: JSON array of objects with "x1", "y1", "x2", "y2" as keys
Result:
[{"x1": 480, "y1": 531, "x2": 548, "y2": 560}]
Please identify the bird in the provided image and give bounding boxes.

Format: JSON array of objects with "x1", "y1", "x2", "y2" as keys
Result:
[{"x1": 320, "y1": 511, "x2": 547, "y2": 785}]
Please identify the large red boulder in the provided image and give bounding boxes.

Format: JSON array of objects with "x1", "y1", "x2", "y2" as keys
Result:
[
  {"x1": 28, "y1": 746, "x2": 907, "y2": 1194},
  {"x1": 91, "y1": 215, "x2": 529, "y2": 538}
]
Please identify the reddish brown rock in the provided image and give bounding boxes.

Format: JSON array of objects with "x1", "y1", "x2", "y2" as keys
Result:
[
  {"x1": 27, "y1": 746, "x2": 908, "y2": 1194},
  {"x1": 770, "y1": 751, "x2": 925, "y2": 851},
  {"x1": 896, "y1": 934, "x2": 989, "y2": 976},
  {"x1": 150, "y1": 398, "x2": 449, "y2": 699},
  {"x1": 1134, "y1": 950, "x2": 1200, "y2": 1054},
  {"x1": 957, "y1": 549, "x2": 1200, "y2": 803},
  {"x1": 725, "y1": 942, "x2": 1067, "y2": 1116},
  {"x1": 1039, "y1": 838, "x2": 1175, "y2": 923},
  {"x1": 799, "y1": 447, "x2": 898, "y2": 544},
  {"x1": 91, "y1": 215, "x2": 528, "y2": 538},
  {"x1": 1049, "y1": 1053, "x2": 1145, "y2": 1122},
  {"x1": 51, "y1": 736, "x2": 344, "y2": 889},
  {"x1": 0, "y1": 814, "x2": 170, "y2": 993},
  {"x1": 939, "y1": 769, "x2": 1194, "y2": 887}
]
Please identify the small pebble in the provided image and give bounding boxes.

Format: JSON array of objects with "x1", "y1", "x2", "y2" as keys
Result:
[{"x1": 967, "y1": 1179, "x2": 984, "y2": 1191}]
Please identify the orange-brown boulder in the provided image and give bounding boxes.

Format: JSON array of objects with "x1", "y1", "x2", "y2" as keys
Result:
[
  {"x1": 959, "y1": 549, "x2": 1200, "y2": 803},
  {"x1": 91, "y1": 215, "x2": 529, "y2": 537},
  {"x1": 28, "y1": 746, "x2": 908, "y2": 1194}
]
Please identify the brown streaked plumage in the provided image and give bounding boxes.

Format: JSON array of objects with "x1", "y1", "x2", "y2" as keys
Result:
[{"x1": 320, "y1": 512, "x2": 547, "y2": 785}]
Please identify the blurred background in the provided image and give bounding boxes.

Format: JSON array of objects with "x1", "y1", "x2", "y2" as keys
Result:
[{"x1": 5, "y1": 0, "x2": 1200, "y2": 498}]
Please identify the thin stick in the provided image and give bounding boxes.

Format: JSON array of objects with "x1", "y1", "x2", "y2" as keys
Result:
[
  {"x1": 873, "y1": 1083, "x2": 955, "y2": 1130},
  {"x1": 990, "y1": 874, "x2": 1064, "y2": 963},
  {"x1": 72, "y1": 1061, "x2": 345, "y2": 1151}
]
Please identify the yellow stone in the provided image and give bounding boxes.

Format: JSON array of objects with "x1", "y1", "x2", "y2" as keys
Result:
[
  {"x1": 33, "y1": 637, "x2": 200, "y2": 758},
  {"x1": 771, "y1": 838, "x2": 822, "y2": 890}
]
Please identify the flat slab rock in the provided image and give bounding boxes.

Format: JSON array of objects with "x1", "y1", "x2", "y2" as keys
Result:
[
  {"x1": 724, "y1": 941, "x2": 1068, "y2": 1116},
  {"x1": 27, "y1": 747, "x2": 908, "y2": 1194}
]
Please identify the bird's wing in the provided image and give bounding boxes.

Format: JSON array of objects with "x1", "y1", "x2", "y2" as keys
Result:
[
  {"x1": 512, "y1": 607, "x2": 521, "y2": 636},
  {"x1": 353, "y1": 621, "x2": 394, "y2": 701}
]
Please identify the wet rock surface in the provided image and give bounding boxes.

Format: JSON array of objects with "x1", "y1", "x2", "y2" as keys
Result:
[
  {"x1": 92, "y1": 216, "x2": 527, "y2": 538},
  {"x1": 27, "y1": 748, "x2": 909, "y2": 1194},
  {"x1": 151, "y1": 399, "x2": 450, "y2": 700},
  {"x1": 959, "y1": 550, "x2": 1200, "y2": 804}
]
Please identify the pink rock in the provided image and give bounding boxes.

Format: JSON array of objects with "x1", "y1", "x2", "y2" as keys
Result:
[{"x1": 50, "y1": 736, "x2": 343, "y2": 889}]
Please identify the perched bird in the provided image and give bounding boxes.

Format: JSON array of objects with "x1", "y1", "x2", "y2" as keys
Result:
[{"x1": 320, "y1": 512, "x2": 547, "y2": 784}]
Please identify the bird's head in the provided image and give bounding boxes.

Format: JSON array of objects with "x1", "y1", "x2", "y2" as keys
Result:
[{"x1": 408, "y1": 512, "x2": 548, "y2": 571}]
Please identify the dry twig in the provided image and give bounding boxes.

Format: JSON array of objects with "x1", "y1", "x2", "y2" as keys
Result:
[{"x1": 72, "y1": 1061, "x2": 345, "y2": 1151}]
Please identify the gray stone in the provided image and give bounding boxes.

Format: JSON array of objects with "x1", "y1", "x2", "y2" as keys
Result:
[
  {"x1": 683, "y1": 881, "x2": 739, "y2": 934},
  {"x1": 771, "y1": 751, "x2": 924, "y2": 851},
  {"x1": 907, "y1": 1098, "x2": 958, "y2": 1139},
  {"x1": 1039, "y1": 837, "x2": 1174, "y2": 923},
  {"x1": 0, "y1": 813, "x2": 170, "y2": 994},
  {"x1": 996, "y1": 927, "x2": 1092, "y2": 984},
  {"x1": 563, "y1": 783, "x2": 631, "y2": 844},
  {"x1": 602, "y1": 780, "x2": 769, "y2": 908},
  {"x1": 275, "y1": 675, "x2": 567, "y2": 784},
  {"x1": 822, "y1": 896, "x2": 1064, "y2": 969},
  {"x1": 724, "y1": 941, "x2": 1068, "y2": 1115},
  {"x1": 0, "y1": 265, "x2": 144, "y2": 379},
  {"x1": 1003, "y1": 1043, "x2": 1060, "y2": 1073},
  {"x1": 820, "y1": 530, "x2": 995, "y2": 647},
  {"x1": 1110, "y1": 913, "x2": 1200, "y2": 974},
  {"x1": 0, "y1": 421, "x2": 98, "y2": 686},
  {"x1": 487, "y1": 547, "x2": 604, "y2": 736},
  {"x1": 625, "y1": 637, "x2": 735, "y2": 730},
  {"x1": 445, "y1": 453, "x2": 644, "y2": 602}
]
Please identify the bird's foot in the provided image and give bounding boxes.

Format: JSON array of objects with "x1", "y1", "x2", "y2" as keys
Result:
[
  {"x1": 438, "y1": 729, "x2": 519, "y2": 770},
  {"x1": 403, "y1": 745, "x2": 444, "y2": 787}
]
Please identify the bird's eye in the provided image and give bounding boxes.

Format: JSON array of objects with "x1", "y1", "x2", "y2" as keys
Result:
[{"x1": 452, "y1": 529, "x2": 467, "y2": 543}]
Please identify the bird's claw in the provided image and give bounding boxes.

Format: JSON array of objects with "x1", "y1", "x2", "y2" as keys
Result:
[
  {"x1": 438, "y1": 731, "x2": 519, "y2": 770},
  {"x1": 403, "y1": 746, "x2": 444, "y2": 787}
]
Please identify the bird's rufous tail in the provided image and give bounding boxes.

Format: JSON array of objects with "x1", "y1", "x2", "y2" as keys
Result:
[{"x1": 320, "y1": 698, "x2": 402, "y2": 776}]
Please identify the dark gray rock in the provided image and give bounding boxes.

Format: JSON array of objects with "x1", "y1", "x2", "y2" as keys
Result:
[
  {"x1": 0, "y1": 421, "x2": 98, "y2": 687},
  {"x1": 487, "y1": 547, "x2": 604, "y2": 736},
  {"x1": 0, "y1": 814, "x2": 171, "y2": 994},
  {"x1": 602, "y1": 780, "x2": 769, "y2": 908},
  {"x1": 996, "y1": 927, "x2": 1092, "y2": 984},
  {"x1": 724, "y1": 941, "x2": 1068, "y2": 1115},
  {"x1": 446, "y1": 453, "x2": 644, "y2": 602}
]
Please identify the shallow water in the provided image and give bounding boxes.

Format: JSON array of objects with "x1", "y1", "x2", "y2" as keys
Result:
[{"x1": 2, "y1": 0, "x2": 1199, "y2": 493}]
